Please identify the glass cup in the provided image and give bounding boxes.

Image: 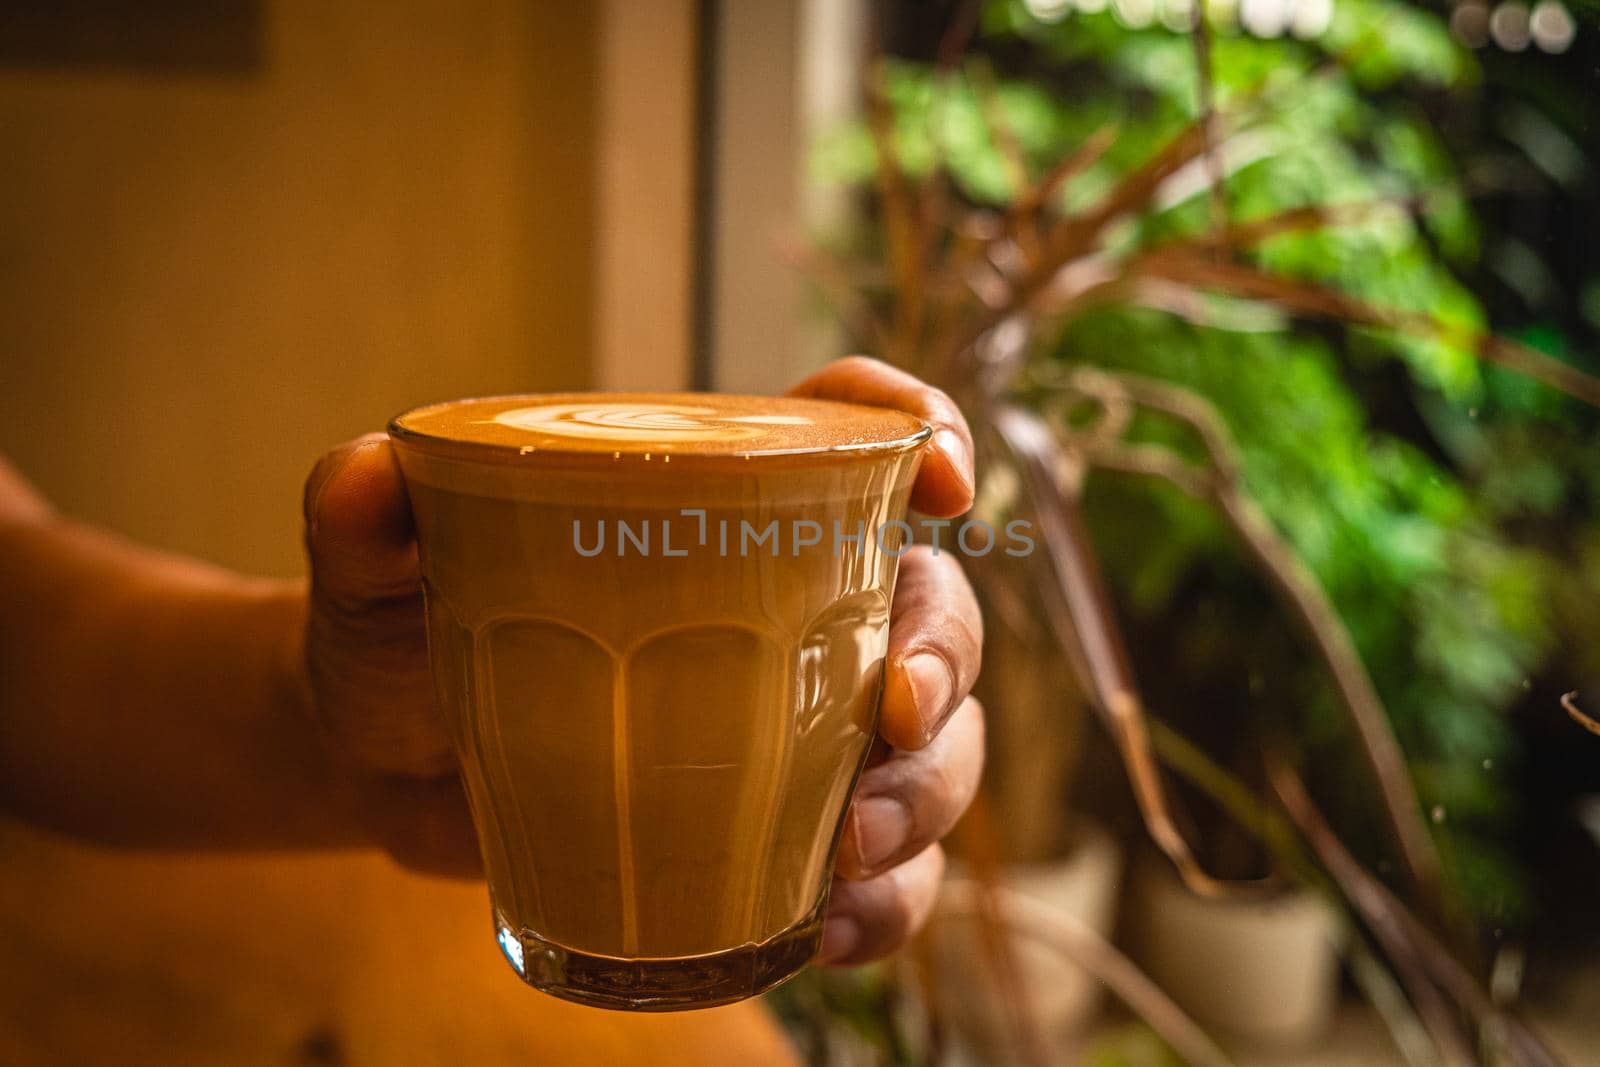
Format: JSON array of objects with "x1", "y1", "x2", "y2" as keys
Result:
[{"x1": 388, "y1": 393, "x2": 929, "y2": 1010}]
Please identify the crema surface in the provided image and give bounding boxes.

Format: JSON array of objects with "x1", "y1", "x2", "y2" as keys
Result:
[{"x1": 391, "y1": 393, "x2": 928, "y2": 459}]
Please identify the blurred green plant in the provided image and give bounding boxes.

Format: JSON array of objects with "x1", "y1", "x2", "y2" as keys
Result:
[
  {"x1": 1083, "y1": 1023, "x2": 1186, "y2": 1067},
  {"x1": 810, "y1": 0, "x2": 1600, "y2": 931},
  {"x1": 767, "y1": 963, "x2": 922, "y2": 1066}
]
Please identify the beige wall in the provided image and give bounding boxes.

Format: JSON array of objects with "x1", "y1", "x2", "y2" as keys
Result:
[
  {"x1": 594, "y1": 0, "x2": 698, "y2": 391},
  {"x1": 704, "y1": 0, "x2": 864, "y2": 395},
  {"x1": 0, "y1": 0, "x2": 597, "y2": 577}
]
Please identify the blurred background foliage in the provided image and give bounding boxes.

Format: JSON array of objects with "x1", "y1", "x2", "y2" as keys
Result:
[{"x1": 812, "y1": 0, "x2": 1600, "y2": 933}]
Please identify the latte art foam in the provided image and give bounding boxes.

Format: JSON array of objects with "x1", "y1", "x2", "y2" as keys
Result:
[
  {"x1": 392, "y1": 392, "x2": 929, "y2": 461},
  {"x1": 493, "y1": 403, "x2": 815, "y2": 443}
]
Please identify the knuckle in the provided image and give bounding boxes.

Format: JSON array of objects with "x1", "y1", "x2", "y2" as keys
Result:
[
  {"x1": 927, "y1": 753, "x2": 965, "y2": 814},
  {"x1": 870, "y1": 879, "x2": 921, "y2": 949},
  {"x1": 912, "y1": 709, "x2": 984, "y2": 824},
  {"x1": 925, "y1": 745, "x2": 978, "y2": 830},
  {"x1": 836, "y1": 354, "x2": 878, "y2": 373},
  {"x1": 890, "y1": 892, "x2": 921, "y2": 941},
  {"x1": 311, "y1": 582, "x2": 424, "y2": 640},
  {"x1": 926, "y1": 394, "x2": 967, "y2": 431},
  {"x1": 889, "y1": 846, "x2": 944, "y2": 928},
  {"x1": 929, "y1": 394, "x2": 964, "y2": 427},
  {"x1": 866, "y1": 749, "x2": 969, "y2": 852}
]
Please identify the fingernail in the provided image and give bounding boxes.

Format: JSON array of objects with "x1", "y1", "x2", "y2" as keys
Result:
[
  {"x1": 905, "y1": 653, "x2": 954, "y2": 743},
  {"x1": 816, "y1": 916, "x2": 860, "y2": 965},
  {"x1": 934, "y1": 428, "x2": 974, "y2": 497},
  {"x1": 853, "y1": 795, "x2": 912, "y2": 872}
]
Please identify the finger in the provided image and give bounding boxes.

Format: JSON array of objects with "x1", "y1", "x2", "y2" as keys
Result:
[
  {"x1": 837, "y1": 696, "x2": 984, "y2": 881},
  {"x1": 304, "y1": 434, "x2": 419, "y2": 613},
  {"x1": 356, "y1": 772, "x2": 483, "y2": 880},
  {"x1": 879, "y1": 546, "x2": 984, "y2": 750},
  {"x1": 302, "y1": 435, "x2": 447, "y2": 777},
  {"x1": 788, "y1": 356, "x2": 975, "y2": 517},
  {"x1": 816, "y1": 844, "x2": 945, "y2": 966}
]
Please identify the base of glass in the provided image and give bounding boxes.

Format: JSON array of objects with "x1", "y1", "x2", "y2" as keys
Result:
[{"x1": 494, "y1": 901, "x2": 826, "y2": 1012}]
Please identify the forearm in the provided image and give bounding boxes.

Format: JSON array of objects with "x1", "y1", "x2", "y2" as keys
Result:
[{"x1": 0, "y1": 508, "x2": 367, "y2": 850}]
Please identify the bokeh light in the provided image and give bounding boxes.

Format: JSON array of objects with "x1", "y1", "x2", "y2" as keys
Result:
[
  {"x1": 1241, "y1": 0, "x2": 1293, "y2": 37},
  {"x1": 1024, "y1": 0, "x2": 1076, "y2": 22},
  {"x1": 1530, "y1": 0, "x2": 1577, "y2": 52},
  {"x1": 1291, "y1": 0, "x2": 1335, "y2": 38},
  {"x1": 1451, "y1": 0, "x2": 1492, "y2": 47},
  {"x1": 1490, "y1": 1, "x2": 1533, "y2": 50},
  {"x1": 1113, "y1": 0, "x2": 1158, "y2": 30}
]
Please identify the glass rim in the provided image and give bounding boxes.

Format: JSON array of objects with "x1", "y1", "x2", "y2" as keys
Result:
[{"x1": 387, "y1": 392, "x2": 935, "y2": 468}]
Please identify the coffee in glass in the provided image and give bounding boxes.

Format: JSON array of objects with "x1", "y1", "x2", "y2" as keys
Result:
[{"x1": 388, "y1": 394, "x2": 929, "y2": 1010}]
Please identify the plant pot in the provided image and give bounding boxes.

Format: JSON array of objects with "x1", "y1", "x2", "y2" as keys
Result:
[
  {"x1": 924, "y1": 819, "x2": 1124, "y2": 1055},
  {"x1": 1125, "y1": 859, "x2": 1344, "y2": 1049}
]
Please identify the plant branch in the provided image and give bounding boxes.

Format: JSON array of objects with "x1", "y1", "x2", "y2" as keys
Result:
[
  {"x1": 1130, "y1": 252, "x2": 1600, "y2": 409},
  {"x1": 1148, "y1": 719, "x2": 1525, "y2": 1067},
  {"x1": 864, "y1": 60, "x2": 927, "y2": 367},
  {"x1": 934, "y1": 0, "x2": 983, "y2": 69},
  {"x1": 1146, "y1": 719, "x2": 1305, "y2": 884},
  {"x1": 1562, "y1": 691, "x2": 1600, "y2": 736},
  {"x1": 1164, "y1": 198, "x2": 1428, "y2": 255},
  {"x1": 1011, "y1": 123, "x2": 1119, "y2": 227},
  {"x1": 1347, "y1": 938, "x2": 1442, "y2": 1067},
  {"x1": 989, "y1": 401, "x2": 1250, "y2": 898},
  {"x1": 1267, "y1": 758, "x2": 1478, "y2": 1067},
  {"x1": 952, "y1": 791, "x2": 1053, "y2": 1067},
  {"x1": 1063, "y1": 368, "x2": 1449, "y2": 920},
  {"x1": 1268, "y1": 758, "x2": 1568, "y2": 1067}
]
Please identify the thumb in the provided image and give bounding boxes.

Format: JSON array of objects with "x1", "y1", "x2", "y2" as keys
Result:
[
  {"x1": 304, "y1": 434, "x2": 418, "y2": 611},
  {"x1": 302, "y1": 434, "x2": 446, "y2": 777}
]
